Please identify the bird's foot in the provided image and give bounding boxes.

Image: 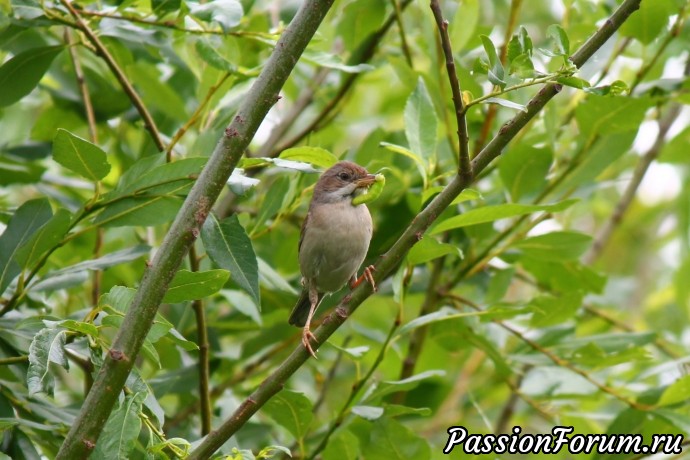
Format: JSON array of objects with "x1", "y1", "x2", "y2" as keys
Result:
[
  {"x1": 302, "y1": 327, "x2": 318, "y2": 359},
  {"x1": 350, "y1": 265, "x2": 377, "y2": 292}
]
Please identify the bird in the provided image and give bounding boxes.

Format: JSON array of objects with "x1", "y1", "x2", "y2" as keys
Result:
[{"x1": 288, "y1": 161, "x2": 377, "y2": 357}]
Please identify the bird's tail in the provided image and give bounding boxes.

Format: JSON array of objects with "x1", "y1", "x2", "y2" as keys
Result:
[{"x1": 288, "y1": 289, "x2": 322, "y2": 327}]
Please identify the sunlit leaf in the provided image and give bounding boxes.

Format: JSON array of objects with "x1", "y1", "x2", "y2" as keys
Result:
[{"x1": 53, "y1": 129, "x2": 111, "y2": 181}]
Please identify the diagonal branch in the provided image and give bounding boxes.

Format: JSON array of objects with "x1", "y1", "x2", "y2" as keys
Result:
[
  {"x1": 55, "y1": 0, "x2": 337, "y2": 457},
  {"x1": 430, "y1": 0, "x2": 471, "y2": 181},
  {"x1": 186, "y1": 1, "x2": 642, "y2": 457}
]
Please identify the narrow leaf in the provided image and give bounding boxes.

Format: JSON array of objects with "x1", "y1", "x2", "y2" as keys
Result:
[
  {"x1": 163, "y1": 269, "x2": 230, "y2": 303},
  {"x1": 279, "y1": 146, "x2": 339, "y2": 169},
  {"x1": 15, "y1": 209, "x2": 71, "y2": 268},
  {"x1": 404, "y1": 78, "x2": 437, "y2": 164},
  {"x1": 202, "y1": 213, "x2": 260, "y2": 305},
  {"x1": 0, "y1": 46, "x2": 63, "y2": 107},
  {"x1": 431, "y1": 199, "x2": 577, "y2": 234},
  {"x1": 0, "y1": 198, "x2": 52, "y2": 295}
]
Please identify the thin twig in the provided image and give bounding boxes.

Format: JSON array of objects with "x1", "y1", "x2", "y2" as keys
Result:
[
  {"x1": 60, "y1": 0, "x2": 166, "y2": 153},
  {"x1": 189, "y1": 245, "x2": 212, "y2": 435},
  {"x1": 166, "y1": 72, "x2": 233, "y2": 158},
  {"x1": 64, "y1": 29, "x2": 98, "y2": 143},
  {"x1": 430, "y1": 0, "x2": 471, "y2": 181},
  {"x1": 390, "y1": 0, "x2": 413, "y2": 66}
]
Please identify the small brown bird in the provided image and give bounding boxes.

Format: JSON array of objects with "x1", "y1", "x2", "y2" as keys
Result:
[{"x1": 289, "y1": 161, "x2": 377, "y2": 357}]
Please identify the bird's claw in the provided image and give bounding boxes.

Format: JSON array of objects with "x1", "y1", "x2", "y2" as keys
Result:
[
  {"x1": 363, "y1": 265, "x2": 377, "y2": 292},
  {"x1": 302, "y1": 328, "x2": 318, "y2": 359}
]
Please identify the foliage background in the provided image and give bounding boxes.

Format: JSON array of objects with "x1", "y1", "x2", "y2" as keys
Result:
[{"x1": 1, "y1": 0, "x2": 690, "y2": 458}]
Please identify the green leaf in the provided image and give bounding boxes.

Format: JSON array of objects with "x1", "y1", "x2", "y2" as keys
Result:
[
  {"x1": 0, "y1": 46, "x2": 63, "y2": 107},
  {"x1": 351, "y1": 405, "x2": 384, "y2": 420},
  {"x1": 302, "y1": 50, "x2": 374, "y2": 73},
  {"x1": 575, "y1": 95, "x2": 652, "y2": 139},
  {"x1": 152, "y1": 0, "x2": 180, "y2": 16},
  {"x1": 546, "y1": 24, "x2": 569, "y2": 56},
  {"x1": 0, "y1": 154, "x2": 46, "y2": 185},
  {"x1": 557, "y1": 76, "x2": 591, "y2": 89},
  {"x1": 27, "y1": 327, "x2": 68, "y2": 396},
  {"x1": 14, "y1": 209, "x2": 71, "y2": 269},
  {"x1": 0, "y1": 198, "x2": 52, "y2": 296},
  {"x1": 404, "y1": 78, "x2": 437, "y2": 165},
  {"x1": 397, "y1": 307, "x2": 486, "y2": 337},
  {"x1": 430, "y1": 317, "x2": 512, "y2": 377},
  {"x1": 202, "y1": 214, "x2": 260, "y2": 305},
  {"x1": 449, "y1": 0, "x2": 479, "y2": 51},
  {"x1": 53, "y1": 245, "x2": 150, "y2": 276},
  {"x1": 323, "y1": 430, "x2": 360, "y2": 460},
  {"x1": 507, "y1": 26, "x2": 533, "y2": 62},
  {"x1": 336, "y1": 0, "x2": 385, "y2": 50},
  {"x1": 196, "y1": 39, "x2": 237, "y2": 72},
  {"x1": 483, "y1": 97, "x2": 527, "y2": 112},
  {"x1": 658, "y1": 375, "x2": 690, "y2": 406},
  {"x1": 109, "y1": 157, "x2": 207, "y2": 199},
  {"x1": 219, "y1": 289, "x2": 262, "y2": 325},
  {"x1": 431, "y1": 200, "x2": 577, "y2": 234},
  {"x1": 91, "y1": 392, "x2": 145, "y2": 460},
  {"x1": 406, "y1": 237, "x2": 462, "y2": 266},
  {"x1": 163, "y1": 269, "x2": 230, "y2": 303},
  {"x1": 480, "y1": 35, "x2": 505, "y2": 87},
  {"x1": 278, "y1": 146, "x2": 339, "y2": 170},
  {"x1": 58, "y1": 319, "x2": 98, "y2": 338},
  {"x1": 93, "y1": 195, "x2": 183, "y2": 227},
  {"x1": 529, "y1": 291, "x2": 583, "y2": 327},
  {"x1": 499, "y1": 145, "x2": 552, "y2": 201},
  {"x1": 620, "y1": 0, "x2": 675, "y2": 44},
  {"x1": 363, "y1": 417, "x2": 431, "y2": 460},
  {"x1": 514, "y1": 231, "x2": 592, "y2": 261},
  {"x1": 366, "y1": 370, "x2": 445, "y2": 402},
  {"x1": 508, "y1": 53, "x2": 535, "y2": 78},
  {"x1": 262, "y1": 390, "x2": 313, "y2": 441},
  {"x1": 659, "y1": 126, "x2": 690, "y2": 164},
  {"x1": 52, "y1": 129, "x2": 111, "y2": 181},
  {"x1": 189, "y1": 0, "x2": 244, "y2": 31},
  {"x1": 379, "y1": 142, "x2": 427, "y2": 188}
]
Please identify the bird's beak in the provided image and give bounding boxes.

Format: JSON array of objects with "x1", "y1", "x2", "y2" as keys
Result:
[{"x1": 356, "y1": 174, "x2": 377, "y2": 188}]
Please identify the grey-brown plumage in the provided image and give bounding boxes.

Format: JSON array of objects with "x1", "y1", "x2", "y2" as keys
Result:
[{"x1": 289, "y1": 161, "x2": 376, "y2": 356}]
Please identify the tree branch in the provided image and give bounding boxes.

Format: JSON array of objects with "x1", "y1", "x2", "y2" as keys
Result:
[
  {"x1": 430, "y1": 0, "x2": 472, "y2": 181},
  {"x1": 186, "y1": 2, "x2": 642, "y2": 457},
  {"x1": 55, "y1": 0, "x2": 337, "y2": 457}
]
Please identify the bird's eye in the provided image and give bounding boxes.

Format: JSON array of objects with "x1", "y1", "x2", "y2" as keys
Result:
[{"x1": 337, "y1": 172, "x2": 351, "y2": 181}]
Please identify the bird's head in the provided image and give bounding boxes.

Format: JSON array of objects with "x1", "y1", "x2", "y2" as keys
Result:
[{"x1": 313, "y1": 161, "x2": 376, "y2": 204}]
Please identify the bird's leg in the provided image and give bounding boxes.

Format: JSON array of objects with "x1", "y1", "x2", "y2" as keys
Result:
[
  {"x1": 302, "y1": 286, "x2": 319, "y2": 358},
  {"x1": 349, "y1": 265, "x2": 377, "y2": 292}
]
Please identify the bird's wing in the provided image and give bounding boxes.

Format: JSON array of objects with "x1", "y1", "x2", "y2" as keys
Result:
[{"x1": 298, "y1": 210, "x2": 311, "y2": 254}]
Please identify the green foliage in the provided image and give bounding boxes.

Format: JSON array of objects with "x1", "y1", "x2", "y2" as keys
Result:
[{"x1": 1, "y1": 0, "x2": 689, "y2": 458}]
